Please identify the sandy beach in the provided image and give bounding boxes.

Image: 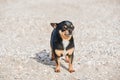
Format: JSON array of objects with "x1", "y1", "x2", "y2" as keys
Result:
[{"x1": 0, "y1": 0, "x2": 120, "y2": 80}]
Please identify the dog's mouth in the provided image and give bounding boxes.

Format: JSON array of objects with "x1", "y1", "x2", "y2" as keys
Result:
[
  {"x1": 64, "y1": 30, "x2": 73, "y2": 36},
  {"x1": 59, "y1": 30, "x2": 73, "y2": 40},
  {"x1": 64, "y1": 33, "x2": 72, "y2": 37}
]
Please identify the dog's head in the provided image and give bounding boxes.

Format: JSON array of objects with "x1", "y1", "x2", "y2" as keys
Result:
[{"x1": 50, "y1": 21, "x2": 74, "y2": 39}]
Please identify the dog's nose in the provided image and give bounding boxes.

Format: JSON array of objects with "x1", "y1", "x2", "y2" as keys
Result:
[{"x1": 68, "y1": 29, "x2": 73, "y2": 35}]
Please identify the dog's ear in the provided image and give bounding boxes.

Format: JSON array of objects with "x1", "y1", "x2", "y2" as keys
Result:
[{"x1": 50, "y1": 23, "x2": 57, "y2": 28}]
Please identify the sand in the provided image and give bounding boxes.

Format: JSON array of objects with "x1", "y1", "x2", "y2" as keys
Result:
[{"x1": 0, "y1": 0, "x2": 120, "y2": 80}]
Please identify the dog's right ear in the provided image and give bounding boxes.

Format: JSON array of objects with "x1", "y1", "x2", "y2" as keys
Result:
[{"x1": 50, "y1": 23, "x2": 57, "y2": 28}]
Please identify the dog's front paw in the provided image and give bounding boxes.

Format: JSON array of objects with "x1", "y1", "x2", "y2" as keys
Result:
[{"x1": 68, "y1": 69, "x2": 75, "y2": 73}]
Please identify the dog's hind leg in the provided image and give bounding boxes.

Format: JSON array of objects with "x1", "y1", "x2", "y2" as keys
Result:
[
  {"x1": 51, "y1": 50, "x2": 55, "y2": 61},
  {"x1": 50, "y1": 45, "x2": 55, "y2": 61}
]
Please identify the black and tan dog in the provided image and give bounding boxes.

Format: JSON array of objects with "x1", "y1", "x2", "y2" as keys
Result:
[{"x1": 50, "y1": 21, "x2": 75, "y2": 73}]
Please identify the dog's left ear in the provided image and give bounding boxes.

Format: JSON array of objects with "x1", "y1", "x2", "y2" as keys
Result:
[{"x1": 50, "y1": 23, "x2": 58, "y2": 28}]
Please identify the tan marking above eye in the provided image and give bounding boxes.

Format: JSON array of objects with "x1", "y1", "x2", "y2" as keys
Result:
[{"x1": 64, "y1": 25, "x2": 67, "y2": 28}]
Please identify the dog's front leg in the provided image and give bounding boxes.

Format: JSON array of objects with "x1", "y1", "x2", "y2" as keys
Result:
[
  {"x1": 55, "y1": 56, "x2": 60, "y2": 72},
  {"x1": 54, "y1": 50, "x2": 63, "y2": 72},
  {"x1": 68, "y1": 53, "x2": 75, "y2": 73},
  {"x1": 66, "y1": 48, "x2": 75, "y2": 73}
]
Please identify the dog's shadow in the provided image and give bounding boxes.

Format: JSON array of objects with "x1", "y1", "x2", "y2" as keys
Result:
[
  {"x1": 32, "y1": 49, "x2": 55, "y2": 66},
  {"x1": 32, "y1": 49, "x2": 68, "y2": 71}
]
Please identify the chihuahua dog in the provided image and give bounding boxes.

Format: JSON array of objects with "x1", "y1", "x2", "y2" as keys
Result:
[{"x1": 50, "y1": 21, "x2": 75, "y2": 73}]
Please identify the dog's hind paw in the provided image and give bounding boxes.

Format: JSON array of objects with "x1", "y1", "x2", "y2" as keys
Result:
[
  {"x1": 51, "y1": 58, "x2": 55, "y2": 61},
  {"x1": 55, "y1": 69, "x2": 60, "y2": 72}
]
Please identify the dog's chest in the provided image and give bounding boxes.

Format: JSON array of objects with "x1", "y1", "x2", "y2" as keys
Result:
[{"x1": 62, "y1": 40, "x2": 69, "y2": 49}]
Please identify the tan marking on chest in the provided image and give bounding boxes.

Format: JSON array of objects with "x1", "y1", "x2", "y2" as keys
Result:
[
  {"x1": 66, "y1": 48, "x2": 74, "y2": 55},
  {"x1": 55, "y1": 50, "x2": 64, "y2": 57}
]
